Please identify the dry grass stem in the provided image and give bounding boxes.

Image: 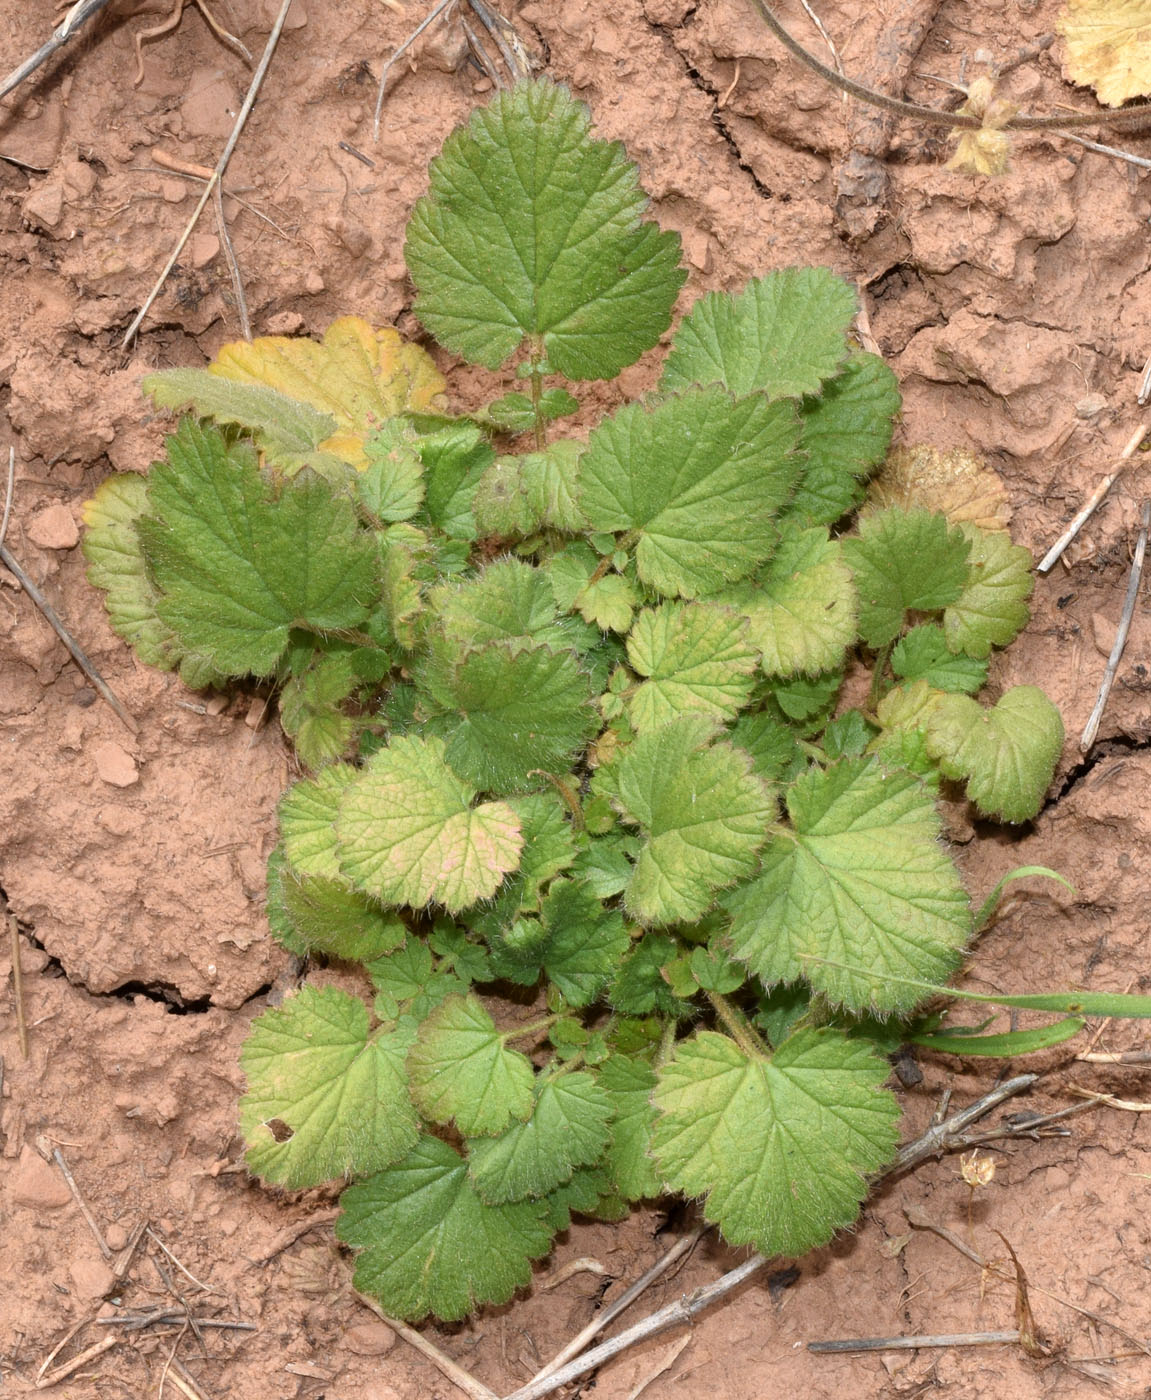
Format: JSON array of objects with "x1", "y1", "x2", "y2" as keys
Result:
[
  {"x1": 0, "y1": 0, "x2": 115, "y2": 103},
  {"x1": 123, "y1": 0, "x2": 297, "y2": 346},
  {"x1": 1080, "y1": 499, "x2": 1150, "y2": 753},
  {"x1": 1037, "y1": 423, "x2": 1147, "y2": 574}
]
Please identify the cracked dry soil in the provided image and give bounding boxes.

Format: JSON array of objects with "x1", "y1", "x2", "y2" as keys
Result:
[{"x1": 2, "y1": 1, "x2": 1151, "y2": 1396}]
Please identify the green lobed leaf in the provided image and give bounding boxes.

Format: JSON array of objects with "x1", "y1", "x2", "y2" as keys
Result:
[
  {"x1": 337, "y1": 1135, "x2": 553, "y2": 1321},
  {"x1": 467, "y1": 1071, "x2": 613, "y2": 1204},
  {"x1": 579, "y1": 388, "x2": 802, "y2": 599},
  {"x1": 278, "y1": 652, "x2": 362, "y2": 770},
  {"x1": 772, "y1": 668, "x2": 842, "y2": 725},
  {"x1": 336, "y1": 735, "x2": 523, "y2": 912},
  {"x1": 823, "y1": 710, "x2": 875, "y2": 761},
  {"x1": 843, "y1": 507, "x2": 972, "y2": 650},
  {"x1": 538, "y1": 877, "x2": 630, "y2": 1006},
  {"x1": 892, "y1": 624, "x2": 988, "y2": 694},
  {"x1": 367, "y1": 938, "x2": 467, "y2": 1022},
  {"x1": 438, "y1": 640, "x2": 598, "y2": 795},
  {"x1": 278, "y1": 764, "x2": 357, "y2": 880},
  {"x1": 240, "y1": 985, "x2": 420, "y2": 1188},
  {"x1": 406, "y1": 78, "x2": 685, "y2": 380},
  {"x1": 660, "y1": 267, "x2": 856, "y2": 400},
  {"x1": 273, "y1": 863, "x2": 406, "y2": 962},
  {"x1": 418, "y1": 423, "x2": 494, "y2": 541},
  {"x1": 925, "y1": 686, "x2": 1064, "y2": 823},
  {"x1": 407, "y1": 994, "x2": 535, "y2": 1136},
  {"x1": 714, "y1": 526, "x2": 857, "y2": 678},
  {"x1": 138, "y1": 420, "x2": 377, "y2": 675},
  {"x1": 626, "y1": 602, "x2": 759, "y2": 730},
  {"x1": 434, "y1": 559, "x2": 560, "y2": 647},
  {"x1": 594, "y1": 714, "x2": 774, "y2": 925},
  {"x1": 599, "y1": 1053, "x2": 662, "y2": 1199},
  {"x1": 786, "y1": 353, "x2": 901, "y2": 526},
  {"x1": 725, "y1": 757, "x2": 971, "y2": 1013},
  {"x1": 82, "y1": 474, "x2": 221, "y2": 688},
  {"x1": 358, "y1": 422, "x2": 426, "y2": 523},
  {"x1": 943, "y1": 524, "x2": 1034, "y2": 659},
  {"x1": 727, "y1": 710, "x2": 801, "y2": 786},
  {"x1": 651, "y1": 1028, "x2": 900, "y2": 1256},
  {"x1": 473, "y1": 441, "x2": 587, "y2": 536}
]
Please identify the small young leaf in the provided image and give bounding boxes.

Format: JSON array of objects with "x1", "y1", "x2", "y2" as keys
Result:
[
  {"x1": 206, "y1": 316, "x2": 447, "y2": 468},
  {"x1": 467, "y1": 1072, "x2": 613, "y2": 1203},
  {"x1": 138, "y1": 420, "x2": 377, "y2": 675},
  {"x1": 240, "y1": 985, "x2": 420, "y2": 1187},
  {"x1": 771, "y1": 669, "x2": 842, "y2": 724},
  {"x1": 571, "y1": 832, "x2": 640, "y2": 900},
  {"x1": 715, "y1": 526, "x2": 857, "y2": 678},
  {"x1": 473, "y1": 441, "x2": 587, "y2": 536},
  {"x1": 407, "y1": 993, "x2": 535, "y2": 1136},
  {"x1": 279, "y1": 764, "x2": 357, "y2": 880},
  {"x1": 892, "y1": 624, "x2": 989, "y2": 694},
  {"x1": 943, "y1": 524, "x2": 1034, "y2": 659},
  {"x1": 279, "y1": 652, "x2": 362, "y2": 770},
  {"x1": 599, "y1": 1054, "x2": 661, "y2": 1199},
  {"x1": 274, "y1": 863, "x2": 406, "y2": 962},
  {"x1": 419, "y1": 423, "x2": 495, "y2": 541},
  {"x1": 576, "y1": 572, "x2": 638, "y2": 633},
  {"x1": 541, "y1": 1164, "x2": 615, "y2": 1230},
  {"x1": 651, "y1": 1028, "x2": 899, "y2": 1257},
  {"x1": 610, "y1": 933, "x2": 693, "y2": 1016},
  {"x1": 660, "y1": 267, "x2": 856, "y2": 400},
  {"x1": 438, "y1": 641, "x2": 598, "y2": 794},
  {"x1": 336, "y1": 735, "x2": 523, "y2": 912},
  {"x1": 579, "y1": 388, "x2": 801, "y2": 599},
  {"x1": 406, "y1": 78, "x2": 685, "y2": 379},
  {"x1": 485, "y1": 387, "x2": 580, "y2": 435},
  {"x1": 925, "y1": 686, "x2": 1064, "y2": 823},
  {"x1": 367, "y1": 938, "x2": 467, "y2": 1022},
  {"x1": 727, "y1": 710, "x2": 801, "y2": 785},
  {"x1": 594, "y1": 714, "x2": 774, "y2": 925},
  {"x1": 822, "y1": 710, "x2": 875, "y2": 760},
  {"x1": 337, "y1": 1136, "x2": 553, "y2": 1321},
  {"x1": 538, "y1": 878, "x2": 629, "y2": 1006},
  {"x1": 787, "y1": 353, "x2": 901, "y2": 527},
  {"x1": 626, "y1": 602, "x2": 759, "y2": 730},
  {"x1": 359, "y1": 423, "x2": 426, "y2": 523},
  {"x1": 844, "y1": 507, "x2": 971, "y2": 649},
  {"x1": 725, "y1": 757, "x2": 971, "y2": 1013}
]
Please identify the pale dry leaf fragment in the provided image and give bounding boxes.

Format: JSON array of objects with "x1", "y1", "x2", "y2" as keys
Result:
[
  {"x1": 1057, "y1": 0, "x2": 1151, "y2": 107},
  {"x1": 945, "y1": 77, "x2": 1018, "y2": 177},
  {"x1": 866, "y1": 445, "x2": 1012, "y2": 531}
]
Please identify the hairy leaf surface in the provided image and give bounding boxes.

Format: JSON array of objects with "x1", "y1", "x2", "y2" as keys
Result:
[
  {"x1": 336, "y1": 736, "x2": 523, "y2": 912},
  {"x1": 651, "y1": 1028, "x2": 899, "y2": 1256},
  {"x1": 406, "y1": 79, "x2": 684, "y2": 379},
  {"x1": 240, "y1": 986, "x2": 419, "y2": 1188},
  {"x1": 338, "y1": 1136, "x2": 553, "y2": 1320},
  {"x1": 725, "y1": 758, "x2": 970, "y2": 1011},
  {"x1": 579, "y1": 388, "x2": 801, "y2": 598},
  {"x1": 594, "y1": 714, "x2": 773, "y2": 924},
  {"x1": 660, "y1": 267, "x2": 856, "y2": 400}
]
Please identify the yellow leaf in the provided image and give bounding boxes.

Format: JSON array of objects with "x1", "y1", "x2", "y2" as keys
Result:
[
  {"x1": 946, "y1": 127, "x2": 1011, "y2": 177},
  {"x1": 1057, "y1": 0, "x2": 1151, "y2": 107},
  {"x1": 209, "y1": 317, "x2": 447, "y2": 469},
  {"x1": 865, "y1": 446, "x2": 1012, "y2": 532},
  {"x1": 945, "y1": 77, "x2": 1016, "y2": 176}
]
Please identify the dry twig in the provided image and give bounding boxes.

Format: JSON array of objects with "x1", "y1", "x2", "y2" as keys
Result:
[
  {"x1": 0, "y1": 447, "x2": 14, "y2": 551},
  {"x1": 1080, "y1": 499, "x2": 1151, "y2": 753},
  {"x1": 355, "y1": 1290, "x2": 500, "y2": 1400},
  {"x1": 1038, "y1": 424, "x2": 1147, "y2": 573},
  {"x1": 0, "y1": 0, "x2": 116, "y2": 103},
  {"x1": 122, "y1": 0, "x2": 296, "y2": 346},
  {"x1": 809, "y1": 1330, "x2": 1020, "y2": 1353},
  {"x1": 53, "y1": 1148, "x2": 113, "y2": 1259},
  {"x1": 0, "y1": 542, "x2": 138, "y2": 732},
  {"x1": 7, "y1": 908, "x2": 28, "y2": 1060}
]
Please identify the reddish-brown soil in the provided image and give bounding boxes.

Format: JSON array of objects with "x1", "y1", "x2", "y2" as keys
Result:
[{"x1": 3, "y1": 1, "x2": 1151, "y2": 1396}]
